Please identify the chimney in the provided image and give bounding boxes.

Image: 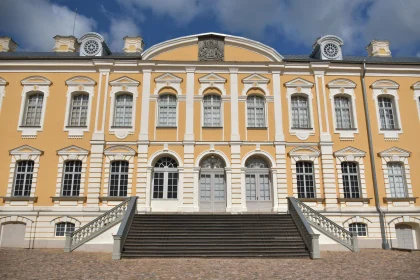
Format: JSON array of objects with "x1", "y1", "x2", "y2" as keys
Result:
[
  {"x1": 53, "y1": 35, "x2": 80, "y2": 52},
  {"x1": 366, "y1": 40, "x2": 391, "y2": 57},
  {"x1": 123, "y1": 36, "x2": 144, "y2": 53},
  {"x1": 0, "y1": 37, "x2": 18, "y2": 52}
]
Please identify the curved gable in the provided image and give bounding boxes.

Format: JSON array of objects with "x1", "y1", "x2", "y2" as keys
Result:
[{"x1": 142, "y1": 32, "x2": 283, "y2": 62}]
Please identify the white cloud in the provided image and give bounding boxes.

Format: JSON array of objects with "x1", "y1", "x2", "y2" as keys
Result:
[
  {"x1": 108, "y1": 17, "x2": 141, "y2": 51},
  {"x1": 0, "y1": 0, "x2": 97, "y2": 51}
]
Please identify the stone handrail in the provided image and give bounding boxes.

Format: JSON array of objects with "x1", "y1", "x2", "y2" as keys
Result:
[
  {"x1": 287, "y1": 197, "x2": 320, "y2": 259},
  {"x1": 292, "y1": 197, "x2": 359, "y2": 252},
  {"x1": 112, "y1": 196, "x2": 138, "y2": 260},
  {"x1": 64, "y1": 197, "x2": 134, "y2": 252}
]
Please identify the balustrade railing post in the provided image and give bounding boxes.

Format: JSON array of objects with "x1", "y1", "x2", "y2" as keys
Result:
[
  {"x1": 112, "y1": 235, "x2": 122, "y2": 260},
  {"x1": 311, "y1": 234, "x2": 321, "y2": 259},
  {"x1": 64, "y1": 232, "x2": 72, "y2": 253},
  {"x1": 352, "y1": 234, "x2": 360, "y2": 252}
]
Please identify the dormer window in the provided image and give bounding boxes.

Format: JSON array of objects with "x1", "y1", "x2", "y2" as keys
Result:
[
  {"x1": 311, "y1": 35, "x2": 344, "y2": 60},
  {"x1": 78, "y1": 32, "x2": 110, "y2": 57},
  {"x1": 83, "y1": 40, "x2": 100, "y2": 56}
]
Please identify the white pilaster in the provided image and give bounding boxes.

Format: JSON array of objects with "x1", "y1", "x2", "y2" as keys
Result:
[
  {"x1": 229, "y1": 68, "x2": 240, "y2": 141},
  {"x1": 321, "y1": 143, "x2": 339, "y2": 210},
  {"x1": 139, "y1": 69, "x2": 152, "y2": 141},
  {"x1": 179, "y1": 143, "x2": 197, "y2": 212},
  {"x1": 230, "y1": 143, "x2": 246, "y2": 212},
  {"x1": 136, "y1": 144, "x2": 150, "y2": 212},
  {"x1": 184, "y1": 67, "x2": 195, "y2": 141},
  {"x1": 272, "y1": 71, "x2": 284, "y2": 141},
  {"x1": 86, "y1": 143, "x2": 104, "y2": 209},
  {"x1": 274, "y1": 144, "x2": 288, "y2": 212}
]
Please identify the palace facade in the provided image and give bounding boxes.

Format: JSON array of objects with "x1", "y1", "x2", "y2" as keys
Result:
[{"x1": 0, "y1": 32, "x2": 419, "y2": 251}]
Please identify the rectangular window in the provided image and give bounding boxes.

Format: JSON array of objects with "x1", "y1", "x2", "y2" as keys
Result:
[
  {"x1": 109, "y1": 161, "x2": 129, "y2": 197},
  {"x1": 291, "y1": 96, "x2": 310, "y2": 128},
  {"x1": 349, "y1": 223, "x2": 367, "y2": 237},
  {"x1": 158, "y1": 95, "x2": 177, "y2": 127},
  {"x1": 114, "y1": 94, "x2": 133, "y2": 127},
  {"x1": 334, "y1": 96, "x2": 352, "y2": 129},
  {"x1": 61, "y1": 160, "x2": 82, "y2": 196},
  {"x1": 55, "y1": 222, "x2": 75, "y2": 237},
  {"x1": 341, "y1": 162, "x2": 360, "y2": 198},
  {"x1": 296, "y1": 161, "x2": 315, "y2": 198},
  {"x1": 378, "y1": 97, "x2": 396, "y2": 130},
  {"x1": 13, "y1": 160, "x2": 34, "y2": 196},
  {"x1": 69, "y1": 94, "x2": 89, "y2": 126},
  {"x1": 203, "y1": 95, "x2": 221, "y2": 127},
  {"x1": 387, "y1": 162, "x2": 407, "y2": 198},
  {"x1": 153, "y1": 172, "x2": 164, "y2": 199},
  {"x1": 23, "y1": 94, "x2": 43, "y2": 126},
  {"x1": 247, "y1": 96, "x2": 265, "y2": 127}
]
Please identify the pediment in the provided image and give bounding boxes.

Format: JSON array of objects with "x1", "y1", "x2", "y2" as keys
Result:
[
  {"x1": 334, "y1": 146, "x2": 366, "y2": 157},
  {"x1": 242, "y1": 74, "x2": 270, "y2": 84},
  {"x1": 57, "y1": 145, "x2": 89, "y2": 156},
  {"x1": 155, "y1": 73, "x2": 183, "y2": 83},
  {"x1": 371, "y1": 80, "x2": 399, "y2": 89},
  {"x1": 9, "y1": 145, "x2": 43, "y2": 155},
  {"x1": 285, "y1": 78, "x2": 314, "y2": 88},
  {"x1": 411, "y1": 81, "x2": 420, "y2": 90},
  {"x1": 0, "y1": 77, "x2": 6, "y2": 86},
  {"x1": 66, "y1": 76, "x2": 96, "y2": 86},
  {"x1": 327, "y1": 78, "x2": 356, "y2": 89},
  {"x1": 199, "y1": 73, "x2": 226, "y2": 84},
  {"x1": 104, "y1": 145, "x2": 136, "y2": 156},
  {"x1": 378, "y1": 147, "x2": 411, "y2": 157},
  {"x1": 289, "y1": 146, "x2": 320, "y2": 157},
  {"x1": 21, "y1": 76, "x2": 51, "y2": 86},
  {"x1": 110, "y1": 76, "x2": 140, "y2": 86}
]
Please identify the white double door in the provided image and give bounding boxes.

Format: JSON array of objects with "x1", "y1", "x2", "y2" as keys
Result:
[
  {"x1": 245, "y1": 172, "x2": 272, "y2": 212},
  {"x1": 199, "y1": 171, "x2": 226, "y2": 212}
]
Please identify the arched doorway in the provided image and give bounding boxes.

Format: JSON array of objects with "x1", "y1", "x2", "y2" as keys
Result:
[
  {"x1": 245, "y1": 157, "x2": 272, "y2": 212},
  {"x1": 152, "y1": 157, "x2": 179, "y2": 199},
  {"x1": 395, "y1": 224, "x2": 415, "y2": 249},
  {"x1": 199, "y1": 155, "x2": 226, "y2": 212}
]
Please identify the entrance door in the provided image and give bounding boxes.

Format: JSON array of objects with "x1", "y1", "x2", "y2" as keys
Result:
[
  {"x1": 0, "y1": 223, "x2": 26, "y2": 248},
  {"x1": 396, "y1": 224, "x2": 415, "y2": 249},
  {"x1": 245, "y1": 173, "x2": 272, "y2": 212},
  {"x1": 200, "y1": 173, "x2": 226, "y2": 212}
]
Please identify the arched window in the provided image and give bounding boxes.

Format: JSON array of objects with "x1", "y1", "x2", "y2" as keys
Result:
[
  {"x1": 62, "y1": 160, "x2": 82, "y2": 197},
  {"x1": 245, "y1": 157, "x2": 271, "y2": 212},
  {"x1": 114, "y1": 94, "x2": 133, "y2": 127},
  {"x1": 158, "y1": 94, "x2": 177, "y2": 127},
  {"x1": 23, "y1": 93, "x2": 44, "y2": 126},
  {"x1": 378, "y1": 96, "x2": 397, "y2": 130},
  {"x1": 296, "y1": 161, "x2": 315, "y2": 198},
  {"x1": 349, "y1": 223, "x2": 367, "y2": 237},
  {"x1": 387, "y1": 162, "x2": 407, "y2": 198},
  {"x1": 13, "y1": 160, "x2": 35, "y2": 197},
  {"x1": 153, "y1": 157, "x2": 178, "y2": 199},
  {"x1": 247, "y1": 95, "x2": 265, "y2": 127},
  {"x1": 203, "y1": 95, "x2": 221, "y2": 127},
  {"x1": 55, "y1": 222, "x2": 75, "y2": 236},
  {"x1": 341, "y1": 162, "x2": 360, "y2": 198},
  {"x1": 334, "y1": 96, "x2": 353, "y2": 129},
  {"x1": 69, "y1": 94, "x2": 89, "y2": 126},
  {"x1": 291, "y1": 95, "x2": 310, "y2": 128},
  {"x1": 109, "y1": 161, "x2": 129, "y2": 197},
  {"x1": 199, "y1": 155, "x2": 226, "y2": 212}
]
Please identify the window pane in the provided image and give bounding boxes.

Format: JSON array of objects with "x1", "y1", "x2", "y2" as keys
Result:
[
  {"x1": 158, "y1": 95, "x2": 177, "y2": 126},
  {"x1": 69, "y1": 94, "x2": 89, "y2": 126},
  {"x1": 378, "y1": 97, "x2": 396, "y2": 130},
  {"x1": 349, "y1": 223, "x2": 367, "y2": 237},
  {"x1": 341, "y1": 162, "x2": 360, "y2": 198},
  {"x1": 334, "y1": 96, "x2": 352, "y2": 129},
  {"x1": 114, "y1": 94, "x2": 133, "y2": 127},
  {"x1": 24, "y1": 94, "x2": 43, "y2": 126},
  {"x1": 203, "y1": 95, "x2": 221, "y2": 127},
  {"x1": 13, "y1": 160, "x2": 34, "y2": 196},
  {"x1": 247, "y1": 96, "x2": 265, "y2": 127},
  {"x1": 387, "y1": 162, "x2": 406, "y2": 198},
  {"x1": 62, "y1": 160, "x2": 82, "y2": 196},
  {"x1": 296, "y1": 161, "x2": 315, "y2": 198},
  {"x1": 109, "y1": 161, "x2": 129, "y2": 197},
  {"x1": 291, "y1": 96, "x2": 309, "y2": 128}
]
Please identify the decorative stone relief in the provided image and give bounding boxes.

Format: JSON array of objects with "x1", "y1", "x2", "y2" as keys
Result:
[{"x1": 198, "y1": 36, "x2": 224, "y2": 61}]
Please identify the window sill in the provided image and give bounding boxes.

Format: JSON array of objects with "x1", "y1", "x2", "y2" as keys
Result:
[
  {"x1": 291, "y1": 127, "x2": 313, "y2": 130},
  {"x1": 338, "y1": 198, "x2": 371, "y2": 203},
  {"x1": 202, "y1": 126, "x2": 223, "y2": 129},
  {"x1": 110, "y1": 126, "x2": 133, "y2": 129},
  {"x1": 19, "y1": 126, "x2": 41, "y2": 128},
  {"x1": 1, "y1": 196, "x2": 38, "y2": 202},
  {"x1": 99, "y1": 196, "x2": 128, "y2": 202},
  {"x1": 66, "y1": 126, "x2": 88, "y2": 129},
  {"x1": 380, "y1": 129, "x2": 401, "y2": 131},
  {"x1": 383, "y1": 197, "x2": 418, "y2": 203},
  {"x1": 156, "y1": 126, "x2": 177, "y2": 129},
  {"x1": 152, "y1": 198, "x2": 178, "y2": 200},
  {"x1": 297, "y1": 198, "x2": 325, "y2": 203},
  {"x1": 336, "y1": 128, "x2": 357, "y2": 131},
  {"x1": 247, "y1": 127, "x2": 267, "y2": 130},
  {"x1": 51, "y1": 196, "x2": 86, "y2": 202}
]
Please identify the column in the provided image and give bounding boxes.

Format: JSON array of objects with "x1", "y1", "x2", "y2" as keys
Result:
[
  {"x1": 139, "y1": 69, "x2": 151, "y2": 141},
  {"x1": 179, "y1": 144, "x2": 196, "y2": 212},
  {"x1": 274, "y1": 144, "x2": 288, "y2": 212},
  {"x1": 230, "y1": 143, "x2": 245, "y2": 212},
  {"x1": 184, "y1": 67, "x2": 195, "y2": 141},
  {"x1": 229, "y1": 68, "x2": 240, "y2": 141},
  {"x1": 86, "y1": 142, "x2": 104, "y2": 209},
  {"x1": 136, "y1": 144, "x2": 150, "y2": 212},
  {"x1": 272, "y1": 70, "x2": 284, "y2": 142}
]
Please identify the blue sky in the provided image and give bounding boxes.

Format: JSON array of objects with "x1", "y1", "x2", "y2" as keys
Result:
[{"x1": 1, "y1": 0, "x2": 420, "y2": 57}]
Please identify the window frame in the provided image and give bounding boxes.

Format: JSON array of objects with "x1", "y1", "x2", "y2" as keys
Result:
[
  {"x1": 334, "y1": 95, "x2": 354, "y2": 130},
  {"x1": 22, "y1": 92, "x2": 44, "y2": 127},
  {"x1": 349, "y1": 222, "x2": 367, "y2": 237},
  {"x1": 61, "y1": 160, "x2": 83, "y2": 197},
  {"x1": 246, "y1": 95, "x2": 266, "y2": 128},
  {"x1": 55, "y1": 222, "x2": 75, "y2": 237},
  {"x1": 108, "y1": 160, "x2": 129, "y2": 197},
  {"x1": 341, "y1": 162, "x2": 361, "y2": 199},
  {"x1": 152, "y1": 157, "x2": 179, "y2": 200},
  {"x1": 113, "y1": 93, "x2": 134, "y2": 127},
  {"x1": 68, "y1": 93, "x2": 89, "y2": 127},
  {"x1": 387, "y1": 162, "x2": 408, "y2": 198},
  {"x1": 290, "y1": 94, "x2": 311, "y2": 129},
  {"x1": 157, "y1": 94, "x2": 178, "y2": 127},
  {"x1": 13, "y1": 160, "x2": 35, "y2": 197},
  {"x1": 295, "y1": 161, "x2": 316, "y2": 199},
  {"x1": 378, "y1": 96, "x2": 398, "y2": 130},
  {"x1": 202, "y1": 94, "x2": 222, "y2": 127}
]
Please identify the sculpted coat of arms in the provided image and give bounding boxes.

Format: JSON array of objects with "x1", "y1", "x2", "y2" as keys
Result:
[{"x1": 198, "y1": 37, "x2": 224, "y2": 61}]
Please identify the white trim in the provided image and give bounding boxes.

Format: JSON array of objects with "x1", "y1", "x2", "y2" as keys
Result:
[
  {"x1": 63, "y1": 76, "x2": 96, "y2": 139},
  {"x1": 185, "y1": 67, "x2": 195, "y2": 140},
  {"x1": 328, "y1": 78, "x2": 359, "y2": 140},
  {"x1": 241, "y1": 150, "x2": 276, "y2": 168},
  {"x1": 0, "y1": 77, "x2": 7, "y2": 113},
  {"x1": 200, "y1": 93, "x2": 224, "y2": 131},
  {"x1": 148, "y1": 149, "x2": 184, "y2": 167},
  {"x1": 411, "y1": 81, "x2": 420, "y2": 121},
  {"x1": 288, "y1": 146, "x2": 322, "y2": 207},
  {"x1": 243, "y1": 95, "x2": 268, "y2": 131},
  {"x1": 198, "y1": 73, "x2": 226, "y2": 95},
  {"x1": 229, "y1": 68, "x2": 240, "y2": 140},
  {"x1": 371, "y1": 80, "x2": 402, "y2": 140},
  {"x1": 241, "y1": 73, "x2": 270, "y2": 96},
  {"x1": 285, "y1": 78, "x2": 315, "y2": 140},
  {"x1": 139, "y1": 69, "x2": 152, "y2": 141},
  {"x1": 153, "y1": 73, "x2": 183, "y2": 95},
  {"x1": 334, "y1": 147, "x2": 368, "y2": 207},
  {"x1": 108, "y1": 76, "x2": 140, "y2": 139},
  {"x1": 141, "y1": 32, "x2": 283, "y2": 61},
  {"x1": 378, "y1": 147, "x2": 413, "y2": 208},
  {"x1": 18, "y1": 76, "x2": 52, "y2": 139},
  {"x1": 272, "y1": 71, "x2": 284, "y2": 141}
]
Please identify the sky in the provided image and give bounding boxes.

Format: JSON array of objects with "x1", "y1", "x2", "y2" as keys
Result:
[{"x1": 1, "y1": 0, "x2": 420, "y2": 57}]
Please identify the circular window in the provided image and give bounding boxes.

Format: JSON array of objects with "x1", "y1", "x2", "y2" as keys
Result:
[
  {"x1": 83, "y1": 40, "x2": 100, "y2": 56},
  {"x1": 323, "y1": 43, "x2": 339, "y2": 58}
]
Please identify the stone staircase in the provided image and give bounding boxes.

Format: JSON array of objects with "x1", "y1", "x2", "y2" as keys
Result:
[{"x1": 121, "y1": 214, "x2": 310, "y2": 258}]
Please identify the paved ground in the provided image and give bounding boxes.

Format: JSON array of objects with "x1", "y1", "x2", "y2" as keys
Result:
[{"x1": 0, "y1": 248, "x2": 419, "y2": 280}]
